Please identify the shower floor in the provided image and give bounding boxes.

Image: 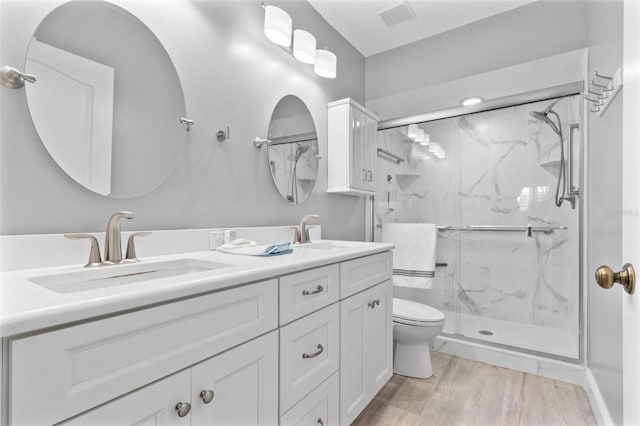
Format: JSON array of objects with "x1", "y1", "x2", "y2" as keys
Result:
[{"x1": 441, "y1": 310, "x2": 579, "y2": 359}]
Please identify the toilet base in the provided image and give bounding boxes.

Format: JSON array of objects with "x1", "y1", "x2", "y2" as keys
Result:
[{"x1": 393, "y1": 341, "x2": 433, "y2": 378}]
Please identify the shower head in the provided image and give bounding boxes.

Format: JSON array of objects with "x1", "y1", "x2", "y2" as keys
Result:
[
  {"x1": 294, "y1": 144, "x2": 310, "y2": 162},
  {"x1": 529, "y1": 99, "x2": 562, "y2": 135}
]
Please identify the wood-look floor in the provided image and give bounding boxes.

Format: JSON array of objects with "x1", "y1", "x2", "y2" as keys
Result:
[{"x1": 353, "y1": 352, "x2": 597, "y2": 426}]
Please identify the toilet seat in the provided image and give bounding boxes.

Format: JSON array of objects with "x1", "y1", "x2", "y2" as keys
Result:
[{"x1": 393, "y1": 298, "x2": 445, "y2": 326}]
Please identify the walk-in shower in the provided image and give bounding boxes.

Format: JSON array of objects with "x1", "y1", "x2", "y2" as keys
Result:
[{"x1": 373, "y1": 86, "x2": 583, "y2": 361}]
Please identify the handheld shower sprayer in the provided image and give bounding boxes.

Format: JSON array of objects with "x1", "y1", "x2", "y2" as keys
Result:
[{"x1": 529, "y1": 99, "x2": 576, "y2": 208}]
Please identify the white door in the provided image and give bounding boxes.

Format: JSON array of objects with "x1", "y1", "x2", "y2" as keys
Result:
[
  {"x1": 190, "y1": 331, "x2": 278, "y2": 426},
  {"x1": 622, "y1": 2, "x2": 640, "y2": 424},
  {"x1": 26, "y1": 38, "x2": 114, "y2": 195}
]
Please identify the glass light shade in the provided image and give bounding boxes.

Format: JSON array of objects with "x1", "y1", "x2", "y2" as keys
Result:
[
  {"x1": 407, "y1": 124, "x2": 419, "y2": 139},
  {"x1": 428, "y1": 142, "x2": 441, "y2": 153},
  {"x1": 461, "y1": 96, "x2": 484, "y2": 106},
  {"x1": 264, "y1": 5, "x2": 292, "y2": 47},
  {"x1": 414, "y1": 128, "x2": 425, "y2": 143},
  {"x1": 293, "y1": 29, "x2": 316, "y2": 64},
  {"x1": 314, "y1": 48, "x2": 336, "y2": 78},
  {"x1": 419, "y1": 133, "x2": 430, "y2": 146}
]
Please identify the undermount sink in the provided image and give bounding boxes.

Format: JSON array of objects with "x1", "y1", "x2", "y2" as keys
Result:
[
  {"x1": 29, "y1": 259, "x2": 233, "y2": 294},
  {"x1": 295, "y1": 240, "x2": 369, "y2": 250}
]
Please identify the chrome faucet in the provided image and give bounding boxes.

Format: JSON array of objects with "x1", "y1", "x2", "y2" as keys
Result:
[
  {"x1": 294, "y1": 214, "x2": 319, "y2": 244},
  {"x1": 104, "y1": 211, "x2": 135, "y2": 264}
]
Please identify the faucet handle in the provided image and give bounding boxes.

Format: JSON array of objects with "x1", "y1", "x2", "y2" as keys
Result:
[
  {"x1": 65, "y1": 234, "x2": 102, "y2": 267},
  {"x1": 125, "y1": 231, "x2": 152, "y2": 262}
]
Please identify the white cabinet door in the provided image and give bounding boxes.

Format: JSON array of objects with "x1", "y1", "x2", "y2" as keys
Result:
[
  {"x1": 190, "y1": 331, "x2": 278, "y2": 426},
  {"x1": 366, "y1": 280, "x2": 393, "y2": 396},
  {"x1": 340, "y1": 280, "x2": 393, "y2": 425},
  {"x1": 62, "y1": 370, "x2": 191, "y2": 426},
  {"x1": 340, "y1": 288, "x2": 369, "y2": 425},
  {"x1": 349, "y1": 107, "x2": 368, "y2": 191}
]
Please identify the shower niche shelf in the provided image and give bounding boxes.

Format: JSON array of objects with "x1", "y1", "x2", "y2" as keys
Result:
[
  {"x1": 395, "y1": 173, "x2": 420, "y2": 190},
  {"x1": 538, "y1": 159, "x2": 561, "y2": 169}
]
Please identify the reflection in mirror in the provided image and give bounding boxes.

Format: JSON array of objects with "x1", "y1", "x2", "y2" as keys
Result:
[
  {"x1": 24, "y1": 0, "x2": 186, "y2": 198},
  {"x1": 267, "y1": 96, "x2": 319, "y2": 204}
]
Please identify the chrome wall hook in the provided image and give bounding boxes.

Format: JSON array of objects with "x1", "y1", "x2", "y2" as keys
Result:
[
  {"x1": 254, "y1": 137, "x2": 272, "y2": 148},
  {"x1": 1, "y1": 65, "x2": 37, "y2": 89},
  {"x1": 593, "y1": 71, "x2": 613, "y2": 81},
  {"x1": 590, "y1": 80, "x2": 613, "y2": 92},
  {"x1": 180, "y1": 117, "x2": 194, "y2": 131},
  {"x1": 216, "y1": 125, "x2": 230, "y2": 141}
]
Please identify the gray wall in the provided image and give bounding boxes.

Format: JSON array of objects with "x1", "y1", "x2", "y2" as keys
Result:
[
  {"x1": 586, "y1": 0, "x2": 624, "y2": 424},
  {"x1": 366, "y1": 0, "x2": 588, "y2": 103},
  {"x1": 0, "y1": 0, "x2": 366, "y2": 238}
]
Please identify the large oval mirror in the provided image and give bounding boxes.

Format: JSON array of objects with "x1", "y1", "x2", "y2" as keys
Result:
[
  {"x1": 267, "y1": 96, "x2": 319, "y2": 204},
  {"x1": 24, "y1": 0, "x2": 186, "y2": 198}
]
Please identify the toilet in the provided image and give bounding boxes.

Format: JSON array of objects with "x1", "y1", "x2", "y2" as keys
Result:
[{"x1": 393, "y1": 297, "x2": 445, "y2": 379}]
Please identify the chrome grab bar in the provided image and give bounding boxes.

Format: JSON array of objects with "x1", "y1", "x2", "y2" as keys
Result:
[
  {"x1": 436, "y1": 225, "x2": 567, "y2": 234},
  {"x1": 568, "y1": 123, "x2": 580, "y2": 196},
  {"x1": 377, "y1": 148, "x2": 404, "y2": 164}
]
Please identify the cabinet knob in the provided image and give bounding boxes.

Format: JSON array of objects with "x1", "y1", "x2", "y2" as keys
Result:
[
  {"x1": 175, "y1": 402, "x2": 191, "y2": 417},
  {"x1": 368, "y1": 299, "x2": 380, "y2": 308},
  {"x1": 200, "y1": 389, "x2": 215, "y2": 404},
  {"x1": 317, "y1": 418, "x2": 324, "y2": 426}
]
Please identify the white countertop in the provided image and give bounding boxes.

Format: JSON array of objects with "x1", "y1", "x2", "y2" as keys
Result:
[{"x1": 0, "y1": 241, "x2": 393, "y2": 338}]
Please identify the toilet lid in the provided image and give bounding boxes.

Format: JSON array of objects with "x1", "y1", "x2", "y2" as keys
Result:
[{"x1": 393, "y1": 298, "x2": 445, "y2": 323}]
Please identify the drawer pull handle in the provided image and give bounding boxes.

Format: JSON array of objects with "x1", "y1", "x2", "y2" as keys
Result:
[
  {"x1": 302, "y1": 285, "x2": 324, "y2": 296},
  {"x1": 302, "y1": 344, "x2": 324, "y2": 359},
  {"x1": 175, "y1": 402, "x2": 191, "y2": 417},
  {"x1": 200, "y1": 389, "x2": 215, "y2": 404},
  {"x1": 317, "y1": 418, "x2": 324, "y2": 426},
  {"x1": 368, "y1": 299, "x2": 381, "y2": 308}
]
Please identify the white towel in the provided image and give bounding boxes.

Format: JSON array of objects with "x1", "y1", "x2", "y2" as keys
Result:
[{"x1": 382, "y1": 223, "x2": 436, "y2": 288}]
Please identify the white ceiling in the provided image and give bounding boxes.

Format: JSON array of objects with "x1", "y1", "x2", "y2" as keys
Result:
[{"x1": 307, "y1": 0, "x2": 538, "y2": 57}]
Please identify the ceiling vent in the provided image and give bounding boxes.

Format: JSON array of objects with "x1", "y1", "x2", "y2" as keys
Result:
[{"x1": 377, "y1": 1, "x2": 417, "y2": 28}]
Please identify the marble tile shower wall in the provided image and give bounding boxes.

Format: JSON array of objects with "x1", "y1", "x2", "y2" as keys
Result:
[{"x1": 374, "y1": 96, "x2": 580, "y2": 341}]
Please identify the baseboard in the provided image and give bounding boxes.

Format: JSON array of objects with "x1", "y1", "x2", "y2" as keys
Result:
[{"x1": 584, "y1": 369, "x2": 615, "y2": 426}]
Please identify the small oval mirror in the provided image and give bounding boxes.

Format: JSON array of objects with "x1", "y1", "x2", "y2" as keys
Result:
[
  {"x1": 24, "y1": 0, "x2": 186, "y2": 198},
  {"x1": 267, "y1": 96, "x2": 318, "y2": 204}
]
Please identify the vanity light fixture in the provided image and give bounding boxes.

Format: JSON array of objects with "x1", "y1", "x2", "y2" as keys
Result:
[
  {"x1": 263, "y1": 4, "x2": 337, "y2": 78},
  {"x1": 293, "y1": 29, "x2": 316, "y2": 64},
  {"x1": 461, "y1": 96, "x2": 484, "y2": 106},
  {"x1": 264, "y1": 5, "x2": 292, "y2": 46}
]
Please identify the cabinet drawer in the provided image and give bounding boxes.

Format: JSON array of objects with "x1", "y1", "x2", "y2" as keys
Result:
[
  {"x1": 340, "y1": 251, "x2": 392, "y2": 298},
  {"x1": 280, "y1": 372, "x2": 339, "y2": 426},
  {"x1": 9, "y1": 280, "x2": 278, "y2": 426},
  {"x1": 279, "y1": 264, "x2": 340, "y2": 325},
  {"x1": 279, "y1": 303, "x2": 340, "y2": 414}
]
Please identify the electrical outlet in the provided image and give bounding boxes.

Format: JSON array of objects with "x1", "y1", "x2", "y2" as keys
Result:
[{"x1": 209, "y1": 231, "x2": 225, "y2": 249}]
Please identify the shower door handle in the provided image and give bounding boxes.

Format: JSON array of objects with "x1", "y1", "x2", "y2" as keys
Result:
[
  {"x1": 568, "y1": 123, "x2": 580, "y2": 196},
  {"x1": 595, "y1": 263, "x2": 635, "y2": 294}
]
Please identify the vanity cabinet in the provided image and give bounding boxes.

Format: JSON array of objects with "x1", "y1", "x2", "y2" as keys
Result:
[
  {"x1": 327, "y1": 98, "x2": 380, "y2": 196},
  {"x1": 340, "y1": 280, "x2": 393, "y2": 425},
  {"x1": 4, "y1": 249, "x2": 393, "y2": 426}
]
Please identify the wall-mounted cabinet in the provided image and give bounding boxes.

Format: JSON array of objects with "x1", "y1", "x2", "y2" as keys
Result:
[{"x1": 327, "y1": 98, "x2": 379, "y2": 196}]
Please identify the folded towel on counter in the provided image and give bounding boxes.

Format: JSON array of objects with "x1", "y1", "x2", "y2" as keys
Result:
[
  {"x1": 219, "y1": 239, "x2": 257, "y2": 251},
  {"x1": 217, "y1": 241, "x2": 293, "y2": 256},
  {"x1": 382, "y1": 223, "x2": 436, "y2": 289}
]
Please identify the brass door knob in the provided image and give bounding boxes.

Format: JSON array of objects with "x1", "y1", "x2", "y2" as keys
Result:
[{"x1": 595, "y1": 263, "x2": 635, "y2": 294}]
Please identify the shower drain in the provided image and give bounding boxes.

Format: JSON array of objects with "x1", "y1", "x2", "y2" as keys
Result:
[{"x1": 478, "y1": 330, "x2": 494, "y2": 336}]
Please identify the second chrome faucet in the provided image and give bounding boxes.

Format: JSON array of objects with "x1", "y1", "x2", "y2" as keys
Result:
[{"x1": 66, "y1": 211, "x2": 150, "y2": 266}]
